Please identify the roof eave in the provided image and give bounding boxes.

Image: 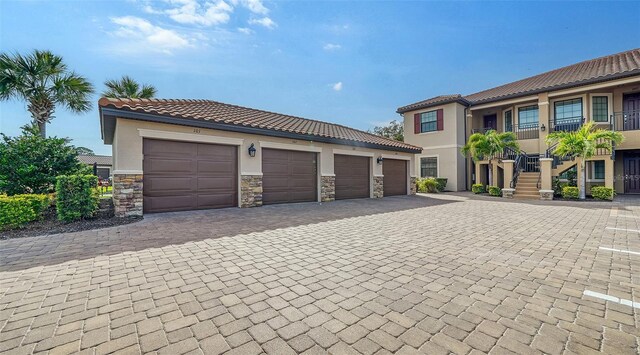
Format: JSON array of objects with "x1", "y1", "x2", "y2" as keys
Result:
[
  {"x1": 100, "y1": 107, "x2": 422, "y2": 154},
  {"x1": 396, "y1": 98, "x2": 470, "y2": 114}
]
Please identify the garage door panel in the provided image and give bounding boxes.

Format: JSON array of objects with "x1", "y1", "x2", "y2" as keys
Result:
[
  {"x1": 335, "y1": 155, "x2": 370, "y2": 200},
  {"x1": 262, "y1": 148, "x2": 317, "y2": 205},
  {"x1": 383, "y1": 159, "x2": 407, "y2": 196},
  {"x1": 143, "y1": 139, "x2": 237, "y2": 213}
]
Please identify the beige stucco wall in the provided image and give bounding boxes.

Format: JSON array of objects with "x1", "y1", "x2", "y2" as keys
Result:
[{"x1": 111, "y1": 117, "x2": 417, "y2": 198}]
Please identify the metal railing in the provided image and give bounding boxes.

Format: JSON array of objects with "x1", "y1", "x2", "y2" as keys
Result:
[
  {"x1": 515, "y1": 123, "x2": 539, "y2": 140},
  {"x1": 550, "y1": 117, "x2": 584, "y2": 132},
  {"x1": 509, "y1": 150, "x2": 539, "y2": 188},
  {"x1": 612, "y1": 110, "x2": 640, "y2": 131},
  {"x1": 471, "y1": 127, "x2": 498, "y2": 134}
]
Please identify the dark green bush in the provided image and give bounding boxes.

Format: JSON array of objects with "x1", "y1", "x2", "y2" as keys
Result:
[
  {"x1": 488, "y1": 186, "x2": 502, "y2": 197},
  {"x1": 417, "y1": 178, "x2": 439, "y2": 193},
  {"x1": 55, "y1": 175, "x2": 99, "y2": 222},
  {"x1": 434, "y1": 178, "x2": 448, "y2": 192},
  {"x1": 0, "y1": 194, "x2": 49, "y2": 230},
  {"x1": 590, "y1": 186, "x2": 615, "y2": 200},
  {"x1": 562, "y1": 186, "x2": 579, "y2": 199},
  {"x1": 472, "y1": 184, "x2": 485, "y2": 194}
]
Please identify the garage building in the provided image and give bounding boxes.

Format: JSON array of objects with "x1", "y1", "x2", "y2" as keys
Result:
[{"x1": 99, "y1": 98, "x2": 422, "y2": 216}]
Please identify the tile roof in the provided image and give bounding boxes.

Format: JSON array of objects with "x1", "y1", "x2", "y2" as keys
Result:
[
  {"x1": 99, "y1": 98, "x2": 422, "y2": 152},
  {"x1": 399, "y1": 48, "x2": 640, "y2": 112},
  {"x1": 396, "y1": 94, "x2": 469, "y2": 114},
  {"x1": 78, "y1": 154, "x2": 112, "y2": 166}
]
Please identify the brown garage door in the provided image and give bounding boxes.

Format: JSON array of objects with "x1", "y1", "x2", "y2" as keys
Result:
[
  {"x1": 262, "y1": 148, "x2": 317, "y2": 204},
  {"x1": 335, "y1": 155, "x2": 370, "y2": 200},
  {"x1": 143, "y1": 139, "x2": 237, "y2": 213},
  {"x1": 383, "y1": 159, "x2": 407, "y2": 196}
]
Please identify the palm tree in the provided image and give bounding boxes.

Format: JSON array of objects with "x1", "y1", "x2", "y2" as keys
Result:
[
  {"x1": 102, "y1": 75, "x2": 157, "y2": 99},
  {"x1": 0, "y1": 50, "x2": 94, "y2": 137},
  {"x1": 461, "y1": 130, "x2": 519, "y2": 186},
  {"x1": 546, "y1": 122, "x2": 624, "y2": 200}
]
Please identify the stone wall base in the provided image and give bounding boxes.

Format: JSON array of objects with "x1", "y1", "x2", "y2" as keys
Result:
[
  {"x1": 321, "y1": 176, "x2": 335, "y2": 202},
  {"x1": 241, "y1": 175, "x2": 263, "y2": 208},
  {"x1": 373, "y1": 176, "x2": 384, "y2": 198},
  {"x1": 113, "y1": 174, "x2": 143, "y2": 217},
  {"x1": 502, "y1": 188, "x2": 515, "y2": 199},
  {"x1": 539, "y1": 190, "x2": 554, "y2": 200},
  {"x1": 410, "y1": 177, "x2": 417, "y2": 195}
]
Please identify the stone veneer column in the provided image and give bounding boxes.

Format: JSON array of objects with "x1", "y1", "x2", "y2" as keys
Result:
[
  {"x1": 502, "y1": 160, "x2": 515, "y2": 198},
  {"x1": 240, "y1": 175, "x2": 263, "y2": 208},
  {"x1": 373, "y1": 176, "x2": 384, "y2": 198},
  {"x1": 410, "y1": 177, "x2": 417, "y2": 195},
  {"x1": 321, "y1": 176, "x2": 335, "y2": 202},
  {"x1": 539, "y1": 158, "x2": 554, "y2": 200},
  {"x1": 113, "y1": 174, "x2": 143, "y2": 217}
]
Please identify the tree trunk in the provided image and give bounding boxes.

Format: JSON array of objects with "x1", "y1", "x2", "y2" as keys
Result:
[
  {"x1": 488, "y1": 161, "x2": 493, "y2": 186},
  {"x1": 27, "y1": 99, "x2": 54, "y2": 138},
  {"x1": 580, "y1": 160, "x2": 586, "y2": 200},
  {"x1": 37, "y1": 121, "x2": 46, "y2": 138}
]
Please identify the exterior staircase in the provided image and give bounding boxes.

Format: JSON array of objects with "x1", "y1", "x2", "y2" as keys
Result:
[{"x1": 513, "y1": 172, "x2": 540, "y2": 199}]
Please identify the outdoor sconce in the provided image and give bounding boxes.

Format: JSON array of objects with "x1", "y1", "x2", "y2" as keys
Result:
[
  {"x1": 540, "y1": 124, "x2": 546, "y2": 132},
  {"x1": 377, "y1": 156, "x2": 384, "y2": 164},
  {"x1": 248, "y1": 143, "x2": 256, "y2": 157}
]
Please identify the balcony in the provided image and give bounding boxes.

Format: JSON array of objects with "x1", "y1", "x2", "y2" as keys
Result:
[
  {"x1": 612, "y1": 110, "x2": 640, "y2": 131},
  {"x1": 550, "y1": 117, "x2": 584, "y2": 132},
  {"x1": 513, "y1": 123, "x2": 539, "y2": 140}
]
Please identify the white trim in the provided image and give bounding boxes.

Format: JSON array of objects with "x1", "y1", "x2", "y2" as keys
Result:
[
  {"x1": 588, "y1": 93, "x2": 613, "y2": 124},
  {"x1": 241, "y1": 172, "x2": 263, "y2": 176},
  {"x1": 381, "y1": 154, "x2": 411, "y2": 160},
  {"x1": 138, "y1": 128, "x2": 244, "y2": 146},
  {"x1": 599, "y1": 247, "x2": 640, "y2": 256},
  {"x1": 321, "y1": 174, "x2": 336, "y2": 177},
  {"x1": 583, "y1": 290, "x2": 640, "y2": 309},
  {"x1": 259, "y1": 141, "x2": 323, "y2": 152},
  {"x1": 416, "y1": 144, "x2": 462, "y2": 150},
  {"x1": 373, "y1": 174, "x2": 384, "y2": 177},
  {"x1": 606, "y1": 227, "x2": 640, "y2": 233},
  {"x1": 471, "y1": 95, "x2": 538, "y2": 111},
  {"x1": 113, "y1": 170, "x2": 143, "y2": 175},
  {"x1": 417, "y1": 154, "x2": 439, "y2": 178},
  {"x1": 332, "y1": 149, "x2": 374, "y2": 157}
]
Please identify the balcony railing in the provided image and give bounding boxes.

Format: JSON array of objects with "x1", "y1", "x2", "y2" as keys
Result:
[
  {"x1": 550, "y1": 117, "x2": 584, "y2": 132},
  {"x1": 515, "y1": 123, "x2": 539, "y2": 140},
  {"x1": 612, "y1": 110, "x2": 640, "y2": 131},
  {"x1": 471, "y1": 127, "x2": 498, "y2": 134}
]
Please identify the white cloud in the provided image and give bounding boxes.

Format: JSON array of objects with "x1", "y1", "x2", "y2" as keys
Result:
[
  {"x1": 237, "y1": 27, "x2": 253, "y2": 34},
  {"x1": 249, "y1": 16, "x2": 276, "y2": 29},
  {"x1": 164, "y1": 0, "x2": 233, "y2": 26},
  {"x1": 323, "y1": 43, "x2": 341, "y2": 51},
  {"x1": 332, "y1": 82, "x2": 343, "y2": 91},
  {"x1": 110, "y1": 16, "x2": 192, "y2": 54},
  {"x1": 231, "y1": 0, "x2": 269, "y2": 15}
]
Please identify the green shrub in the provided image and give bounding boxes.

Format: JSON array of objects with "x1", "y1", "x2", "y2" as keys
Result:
[
  {"x1": 55, "y1": 175, "x2": 99, "y2": 222},
  {"x1": 472, "y1": 184, "x2": 485, "y2": 194},
  {"x1": 488, "y1": 186, "x2": 502, "y2": 197},
  {"x1": 562, "y1": 186, "x2": 579, "y2": 199},
  {"x1": 434, "y1": 178, "x2": 448, "y2": 192},
  {"x1": 590, "y1": 186, "x2": 615, "y2": 200},
  {"x1": 0, "y1": 194, "x2": 49, "y2": 230},
  {"x1": 417, "y1": 178, "x2": 439, "y2": 193}
]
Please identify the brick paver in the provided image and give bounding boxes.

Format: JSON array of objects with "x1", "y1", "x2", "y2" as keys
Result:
[{"x1": 1, "y1": 194, "x2": 639, "y2": 354}]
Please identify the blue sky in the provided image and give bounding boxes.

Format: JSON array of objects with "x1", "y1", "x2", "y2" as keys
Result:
[{"x1": 1, "y1": 0, "x2": 639, "y2": 155}]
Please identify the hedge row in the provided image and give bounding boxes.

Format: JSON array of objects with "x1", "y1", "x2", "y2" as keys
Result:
[
  {"x1": 0, "y1": 194, "x2": 50, "y2": 230},
  {"x1": 55, "y1": 175, "x2": 99, "y2": 222}
]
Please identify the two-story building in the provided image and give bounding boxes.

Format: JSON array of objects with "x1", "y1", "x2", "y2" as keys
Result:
[{"x1": 399, "y1": 48, "x2": 640, "y2": 198}]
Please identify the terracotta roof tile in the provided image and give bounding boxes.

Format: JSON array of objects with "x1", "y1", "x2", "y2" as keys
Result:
[
  {"x1": 396, "y1": 94, "x2": 469, "y2": 113},
  {"x1": 99, "y1": 98, "x2": 421, "y2": 152}
]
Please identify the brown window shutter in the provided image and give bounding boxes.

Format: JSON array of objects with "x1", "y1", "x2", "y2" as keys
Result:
[
  {"x1": 437, "y1": 109, "x2": 444, "y2": 131},
  {"x1": 414, "y1": 113, "x2": 421, "y2": 133}
]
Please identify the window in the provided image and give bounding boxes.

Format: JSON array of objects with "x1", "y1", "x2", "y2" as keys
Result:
[
  {"x1": 554, "y1": 98, "x2": 583, "y2": 124},
  {"x1": 420, "y1": 111, "x2": 437, "y2": 132},
  {"x1": 420, "y1": 157, "x2": 438, "y2": 178},
  {"x1": 518, "y1": 105, "x2": 538, "y2": 128},
  {"x1": 592, "y1": 161, "x2": 605, "y2": 180},
  {"x1": 592, "y1": 96, "x2": 609, "y2": 122},
  {"x1": 504, "y1": 110, "x2": 513, "y2": 132}
]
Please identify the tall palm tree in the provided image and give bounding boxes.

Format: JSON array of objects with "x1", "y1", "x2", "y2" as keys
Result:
[
  {"x1": 546, "y1": 122, "x2": 624, "y2": 200},
  {"x1": 461, "y1": 130, "x2": 519, "y2": 186},
  {"x1": 102, "y1": 75, "x2": 157, "y2": 99},
  {"x1": 0, "y1": 50, "x2": 94, "y2": 137}
]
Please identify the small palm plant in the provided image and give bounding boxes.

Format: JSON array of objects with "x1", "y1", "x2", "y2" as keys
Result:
[
  {"x1": 546, "y1": 121, "x2": 624, "y2": 199},
  {"x1": 102, "y1": 75, "x2": 157, "y2": 99},
  {"x1": 0, "y1": 50, "x2": 94, "y2": 137},
  {"x1": 461, "y1": 130, "x2": 519, "y2": 187}
]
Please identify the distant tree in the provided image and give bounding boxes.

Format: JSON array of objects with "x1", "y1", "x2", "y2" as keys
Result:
[
  {"x1": 75, "y1": 146, "x2": 95, "y2": 155},
  {"x1": 370, "y1": 120, "x2": 404, "y2": 141},
  {"x1": 102, "y1": 75, "x2": 157, "y2": 99},
  {"x1": 0, "y1": 125, "x2": 88, "y2": 195},
  {"x1": 0, "y1": 50, "x2": 94, "y2": 138}
]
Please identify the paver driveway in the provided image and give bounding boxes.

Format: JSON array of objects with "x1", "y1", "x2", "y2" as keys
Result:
[{"x1": 1, "y1": 194, "x2": 639, "y2": 354}]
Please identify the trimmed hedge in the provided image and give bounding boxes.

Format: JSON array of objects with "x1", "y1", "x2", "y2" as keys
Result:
[
  {"x1": 472, "y1": 184, "x2": 485, "y2": 194},
  {"x1": 55, "y1": 175, "x2": 99, "y2": 222},
  {"x1": 591, "y1": 186, "x2": 615, "y2": 200},
  {"x1": 562, "y1": 186, "x2": 579, "y2": 199},
  {"x1": 488, "y1": 186, "x2": 502, "y2": 197},
  {"x1": 417, "y1": 178, "x2": 439, "y2": 193},
  {"x1": 434, "y1": 178, "x2": 448, "y2": 192},
  {"x1": 0, "y1": 194, "x2": 49, "y2": 230}
]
